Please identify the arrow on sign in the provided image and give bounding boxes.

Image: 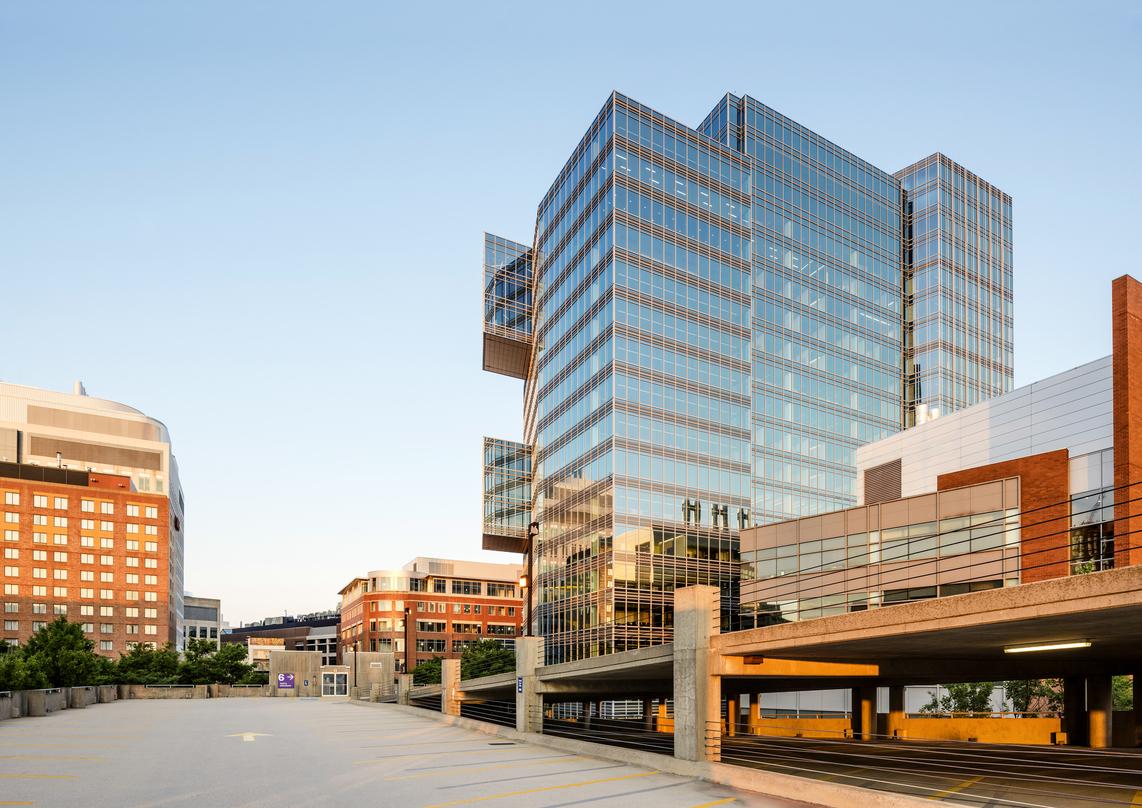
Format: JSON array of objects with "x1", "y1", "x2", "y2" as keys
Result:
[{"x1": 226, "y1": 732, "x2": 271, "y2": 743}]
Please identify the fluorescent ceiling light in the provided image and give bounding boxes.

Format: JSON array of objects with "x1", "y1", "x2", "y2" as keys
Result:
[{"x1": 1004, "y1": 641, "x2": 1092, "y2": 654}]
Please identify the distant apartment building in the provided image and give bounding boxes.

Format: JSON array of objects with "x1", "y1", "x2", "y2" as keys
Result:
[
  {"x1": 338, "y1": 557, "x2": 522, "y2": 673},
  {"x1": 0, "y1": 463, "x2": 172, "y2": 654},
  {"x1": 740, "y1": 275, "x2": 1142, "y2": 625},
  {"x1": 182, "y1": 595, "x2": 222, "y2": 648},
  {"x1": 222, "y1": 609, "x2": 340, "y2": 667},
  {"x1": 0, "y1": 382, "x2": 186, "y2": 644}
]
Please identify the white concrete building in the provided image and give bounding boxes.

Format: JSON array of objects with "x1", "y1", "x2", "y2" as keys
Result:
[
  {"x1": 856, "y1": 356, "x2": 1114, "y2": 505},
  {"x1": 0, "y1": 381, "x2": 187, "y2": 645}
]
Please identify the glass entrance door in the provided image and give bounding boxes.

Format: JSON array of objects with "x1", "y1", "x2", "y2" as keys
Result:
[{"x1": 321, "y1": 672, "x2": 348, "y2": 696}]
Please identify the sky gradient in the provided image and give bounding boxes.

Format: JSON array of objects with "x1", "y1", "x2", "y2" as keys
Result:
[{"x1": 1, "y1": 1, "x2": 1139, "y2": 624}]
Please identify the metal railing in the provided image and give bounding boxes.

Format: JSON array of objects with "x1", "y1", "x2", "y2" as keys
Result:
[
  {"x1": 539, "y1": 700, "x2": 674, "y2": 755},
  {"x1": 706, "y1": 719, "x2": 1142, "y2": 807},
  {"x1": 459, "y1": 699, "x2": 516, "y2": 728}
]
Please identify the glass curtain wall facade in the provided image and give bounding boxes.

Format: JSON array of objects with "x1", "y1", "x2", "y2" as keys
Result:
[
  {"x1": 897, "y1": 154, "x2": 1014, "y2": 425},
  {"x1": 482, "y1": 437, "x2": 532, "y2": 554},
  {"x1": 702, "y1": 95, "x2": 903, "y2": 525},
  {"x1": 482, "y1": 90, "x2": 1012, "y2": 662}
]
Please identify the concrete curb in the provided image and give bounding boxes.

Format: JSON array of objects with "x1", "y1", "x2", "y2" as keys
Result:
[{"x1": 348, "y1": 700, "x2": 933, "y2": 808}]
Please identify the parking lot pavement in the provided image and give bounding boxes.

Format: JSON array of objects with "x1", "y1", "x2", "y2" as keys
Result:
[{"x1": 0, "y1": 699, "x2": 805, "y2": 808}]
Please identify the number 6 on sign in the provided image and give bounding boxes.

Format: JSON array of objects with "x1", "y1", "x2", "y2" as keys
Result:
[{"x1": 278, "y1": 673, "x2": 295, "y2": 689}]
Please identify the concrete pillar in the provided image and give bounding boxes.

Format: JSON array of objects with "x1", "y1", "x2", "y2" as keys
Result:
[
  {"x1": 1088, "y1": 675, "x2": 1113, "y2": 749},
  {"x1": 25, "y1": 690, "x2": 46, "y2": 717},
  {"x1": 1064, "y1": 676, "x2": 1087, "y2": 746},
  {"x1": 396, "y1": 673, "x2": 413, "y2": 705},
  {"x1": 887, "y1": 686, "x2": 906, "y2": 739},
  {"x1": 1134, "y1": 675, "x2": 1142, "y2": 746},
  {"x1": 726, "y1": 696, "x2": 737, "y2": 737},
  {"x1": 514, "y1": 636, "x2": 544, "y2": 734},
  {"x1": 851, "y1": 686, "x2": 877, "y2": 740},
  {"x1": 748, "y1": 693, "x2": 761, "y2": 735},
  {"x1": 377, "y1": 652, "x2": 396, "y2": 697},
  {"x1": 441, "y1": 658, "x2": 460, "y2": 716},
  {"x1": 673, "y1": 584, "x2": 721, "y2": 762},
  {"x1": 642, "y1": 699, "x2": 654, "y2": 733}
]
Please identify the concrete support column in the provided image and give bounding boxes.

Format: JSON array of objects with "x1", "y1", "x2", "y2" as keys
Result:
[
  {"x1": 726, "y1": 696, "x2": 737, "y2": 737},
  {"x1": 642, "y1": 699, "x2": 654, "y2": 733},
  {"x1": 514, "y1": 636, "x2": 544, "y2": 734},
  {"x1": 377, "y1": 652, "x2": 395, "y2": 698},
  {"x1": 396, "y1": 673, "x2": 413, "y2": 705},
  {"x1": 887, "y1": 686, "x2": 906, "y2": 739},
  {"x1": 581, "y1": 701, "x2": 592, "y2": 729},
  {"x1": 441, "y1": 658, "x2": 461, "y2": 717},
  {"x1": 748, "y1": 693, "x2": 761, "y2": 735},
  {"x1": 1133, "y1": 674, "x2": 1142, "y2": 746},
  {"x1": 673, "y1": 584, "x2": 721, "y2": 762},
  {"x1": 851, "y1": 686, "x2": 877, "y2": 740},
  {"x1": 1088, "y1": 675, "x2": 1113, "y2": 749},
  {"x1": 1063, "y1": 676, "x2": 1087, "y2": 746}
]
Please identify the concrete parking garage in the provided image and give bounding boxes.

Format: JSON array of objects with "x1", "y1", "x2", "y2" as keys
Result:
[{"x1": 0, "y1": 698, "x2": 787, "y2": 808}]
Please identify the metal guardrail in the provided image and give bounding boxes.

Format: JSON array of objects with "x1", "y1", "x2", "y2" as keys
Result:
[{"x1": 143, "y1": 684, "x2": 195, "y2": 689}]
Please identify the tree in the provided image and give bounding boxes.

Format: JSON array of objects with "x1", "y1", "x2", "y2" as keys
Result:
[
  {"x1": 23, "y1": 617, "x2": 102, "y2": 687},
  {"x1": 412, "y1": 656, "x2": 442, "y2": 685},
  {"x1": 114, "y1": 643, "x2": 180, "y2": 684},
  {"x1": 204, "y1": 643, "x2": 255, "y2": 685},
  {"x1": 1113, "y1": 675, "x2": 1134, "y2": 711},
  {"x1": 460, "y1": 640, "x2": 515, "y2": 679},
  {"x1": 1004, "y1": 679, "x2": 1063, "y2": 714},
  {"x1": 920, "y1": 682, "x2": 996, "y2": 715},
  {"x1": 0, "y1": 649, "x2": 48, "y2": 691}
]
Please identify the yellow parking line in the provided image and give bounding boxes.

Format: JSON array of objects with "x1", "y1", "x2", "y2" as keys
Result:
[
  {"x1": 690, "y1": 799, "x2": 737, "y2": 807},
  {"x1": 0, "y1": 774, "x2": 78, "y2": 780},
  {"x1": 384, "y1": 756, "x2": 588, "y2": 781},
  {"x1": 355, "y1": 748, "x2": 541, "y2": 764},
  {"x1": 0, "y1": 755, "x2": 105, "y2": 761},
  {"x1": 421, "y1": 771, "x2": 658, "y2": 807},
  {"x1": 928, "y1": 775, "x2": 982, "y2": 800}
]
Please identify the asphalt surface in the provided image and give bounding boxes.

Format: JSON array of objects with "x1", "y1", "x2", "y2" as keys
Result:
[
  {"x1": 718, "y1": 734, "x2": 1142, "y2": 807},
  {"x1": 0, "y1": 698, "x2": 799, "y2": 807}
]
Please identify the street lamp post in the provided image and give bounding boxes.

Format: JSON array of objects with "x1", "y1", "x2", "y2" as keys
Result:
[
  {"x1": 404, "y1": 607, "x2": 412, "y2": 675},
  {"x1": 352, "y1": 638, "x2": 358, "y2": 697}
]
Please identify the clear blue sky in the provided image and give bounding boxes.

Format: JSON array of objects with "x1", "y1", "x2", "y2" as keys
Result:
[{"x1": 1, "y1": 2, "x2": 1139, "y2": 625}]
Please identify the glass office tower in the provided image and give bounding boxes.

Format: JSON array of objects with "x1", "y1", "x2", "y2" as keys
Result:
[
  {"x1": 896, "y1": 154, "x2": 1014, "y2": 425},
  {"x1": 481, "y1": 91, "x2": 1011, "y2": 661},
  {"x1": 701, "y1": 95, "x2": 903, "y2": 524}
]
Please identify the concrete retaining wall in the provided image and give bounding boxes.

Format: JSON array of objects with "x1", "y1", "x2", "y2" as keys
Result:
[
  {"x1": 219, "y1": 685, "x2": 269, "y2": 698},
  {"x1": 122, "y1": 685, "x2": 209, "y2": 699},
  {"x1": 740, "y1": 715, "x2": 1067, "y2": 744}
]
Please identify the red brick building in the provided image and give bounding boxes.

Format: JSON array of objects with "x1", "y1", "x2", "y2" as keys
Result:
[
  {"x1": 338, "y1": 557, "x2": 522, "y2": 672},
  {"x1": 1, "y1": 463, "x2": 171, "y2": 655}
]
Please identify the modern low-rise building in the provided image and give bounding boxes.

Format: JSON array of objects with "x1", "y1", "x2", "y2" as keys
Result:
[
  {"x1": 222, "y1": 609, "x2": 340, "y2": 667},
  {"x1": 0, "y1": 463, "x2": 173, "y2": 654},
  {"x1": 741, "y1": 275, "x2": 1142, "y2": 626},
  {"x1": 182, "y1": 595, "x2": 222, "y2": 648},
  {"x1": 337, "y1": 557, "x2": 522, "y2": 673},
  {"x1": 0, "y1": 382, "x2": 187, "y2": 645}
]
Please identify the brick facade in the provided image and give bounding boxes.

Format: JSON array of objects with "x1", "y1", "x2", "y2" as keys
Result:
[
  {"x1": 340, "y1": 586, "x2": 522, "y2": 673},
  {"x1": 938, "y1": 449, "x2": 1070, "y2": 583},
  {"x1": 1112, "y1": 275, "x2": 1142, "y2": 569},
  {"x1": 0, "y1": 468, "x2": 171, "y2": 655}
]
